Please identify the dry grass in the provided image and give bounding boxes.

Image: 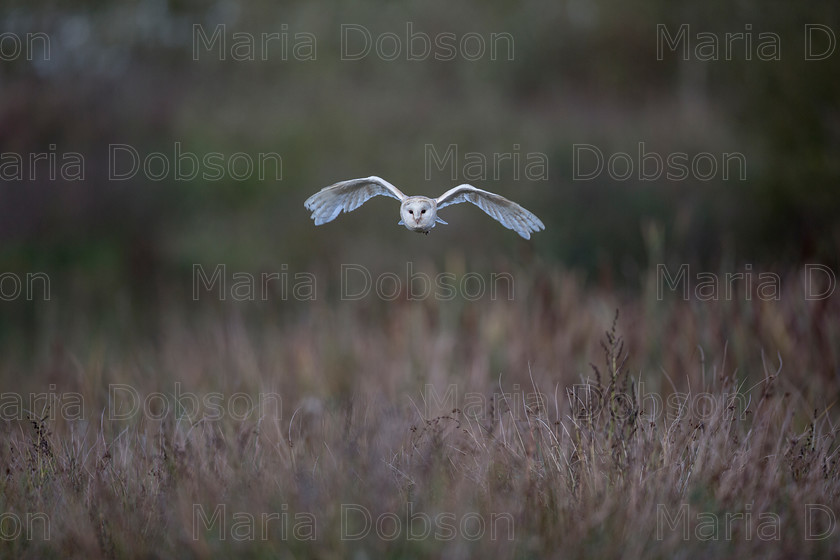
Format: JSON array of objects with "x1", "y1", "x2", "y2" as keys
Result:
[{"x1": 1, "y1": 263, "x2": 839, "y2": 559}]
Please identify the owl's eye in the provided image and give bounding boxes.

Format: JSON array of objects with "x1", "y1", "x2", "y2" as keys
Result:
[{"x1": 421, "y1": 209, "x2": 426, "y2": 214}]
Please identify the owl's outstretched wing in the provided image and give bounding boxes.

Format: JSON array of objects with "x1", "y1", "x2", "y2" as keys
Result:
[
  {"x1": 435, "y1": 184, "x2": 545, "y2": 239},
  {"x1": 305, "y1": 176, "x2": 408, "y2": 225}
]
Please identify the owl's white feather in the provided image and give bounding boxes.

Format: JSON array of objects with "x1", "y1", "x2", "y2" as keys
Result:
[
  {"x1": 435, "y1": 184, "x2": 545, "y2": 239},
  {"x1": 304, "y1": 176, "x2": 407, "y2": 225},
  {"x1": 304, "y1": 176, "x2": 544, "y2": 239}
]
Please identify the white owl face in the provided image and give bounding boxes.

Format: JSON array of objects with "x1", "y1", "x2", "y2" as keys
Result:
[{"x1": 400, "y1": 197, "x2": 436, "y2": 231}]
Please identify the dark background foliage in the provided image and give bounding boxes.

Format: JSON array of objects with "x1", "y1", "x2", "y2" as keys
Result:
[{"x1": 1, "y1": 0, "x2": 837, "y2": 317}]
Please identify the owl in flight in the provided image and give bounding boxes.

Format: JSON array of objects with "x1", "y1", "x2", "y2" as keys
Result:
[{"x1": 304, "y1": 176, "x2": 545, "y2": 239}]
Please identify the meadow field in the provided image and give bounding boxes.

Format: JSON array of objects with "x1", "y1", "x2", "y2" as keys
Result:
[{"x1": 1, "y1": 260, "x2": 838, "y2": 558}]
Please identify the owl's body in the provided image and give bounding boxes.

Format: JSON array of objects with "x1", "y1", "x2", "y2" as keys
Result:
[{"x1": 304, "y1": 176, "x2": 545, "y2": 239}]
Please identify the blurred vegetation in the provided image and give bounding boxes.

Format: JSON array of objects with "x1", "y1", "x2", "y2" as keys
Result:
[
  {"x1": 0, "y1": 0, "x2": 838, "y2": 313},
  {"x1": 1, "y1": 265, "x2": 838, "y2": 558}
]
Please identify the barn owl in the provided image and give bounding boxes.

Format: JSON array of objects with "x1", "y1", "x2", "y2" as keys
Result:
[{"x1": 304, "y1": 176, "x2": 545, "y2": 239}]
